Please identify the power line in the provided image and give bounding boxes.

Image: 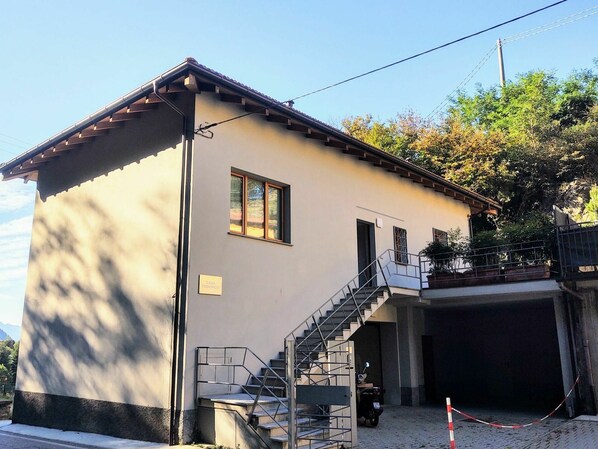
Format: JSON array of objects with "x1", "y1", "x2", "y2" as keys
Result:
[
  {"x1": 503, "y1": 5, "x2": 598, "y2": 44},
  {"x1": 0, "y1": 133, "x2": 33, "y2": 148},
  {"x1": 196, "y1": 0, "x2": 569, "y2": 135},
  {"x1": 424, "y1": 4, "x2": 598, "y2": 121},
  {"x1": 426, "y1": 46, "x2": 497, "y2": 120},
  {"x1": 0, "y1": 147, "x2": 20, "y2": 157}
]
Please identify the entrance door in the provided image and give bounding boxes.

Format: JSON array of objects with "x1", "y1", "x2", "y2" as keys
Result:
[{"x1": 357, "y1": 220, "x2": 376, "y2": 287}]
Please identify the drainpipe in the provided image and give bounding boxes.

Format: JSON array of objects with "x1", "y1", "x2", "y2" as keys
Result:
[
  {"x1": 558, "y1": 283, "x2": 597, "y2": 414},
  {"x1": 154, "y1": 79, "x2": 195, "y2": 445}
]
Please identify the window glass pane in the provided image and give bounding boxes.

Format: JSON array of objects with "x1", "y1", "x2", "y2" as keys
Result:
[
  {"x1": 247, "y1": 178, "x2": 265, "y2": 238},
  {"x1": 433, "y1": 228, "x2": 448, "y2": 245},
  {"x1": 230, "y1": 175, "x2": 243, "y2": 233},
  {"x1": 268, "y1": 186, "x2": 282, "y2": 240},
  {"x1": 394, "y1": 227, "x2": 408, "y2": 264}
]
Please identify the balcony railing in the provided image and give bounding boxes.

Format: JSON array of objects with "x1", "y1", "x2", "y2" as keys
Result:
[
  {"x1": 419, "y1": 240, "x2": 555, "y2": 289},
  {"x1": 556, "y1": 221, "x2": 598, "y2": 279}
]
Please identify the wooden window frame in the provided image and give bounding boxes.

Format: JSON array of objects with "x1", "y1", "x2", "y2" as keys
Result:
[{"x1": 230, "y1": 171, "x2": 288, "y2": 243}]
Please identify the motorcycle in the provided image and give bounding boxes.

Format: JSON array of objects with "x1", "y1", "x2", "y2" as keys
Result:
[{"x1": 355, "y1": 362, "x2": 383, "y2": 427}]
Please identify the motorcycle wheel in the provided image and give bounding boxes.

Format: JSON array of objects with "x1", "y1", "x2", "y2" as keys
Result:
[{"x1": 368, "y1": 411, "x2": 379, "y2": 427}]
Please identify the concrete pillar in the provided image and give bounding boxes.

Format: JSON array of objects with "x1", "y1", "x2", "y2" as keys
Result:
[
  {"x1": 397, "y1": 305, "x2": 422, "y2": 406},
  {"x1": 553, "y1": 294, "x2": 576, "y2": 417}
]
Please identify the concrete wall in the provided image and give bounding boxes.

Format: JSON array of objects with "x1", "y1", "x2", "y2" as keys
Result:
[
  {"x1": 13, "y1": 104, "x2": 184, "y2": 441},
  {"x1": 184, "y1": 93, "x2": 472, "y2": 409}
]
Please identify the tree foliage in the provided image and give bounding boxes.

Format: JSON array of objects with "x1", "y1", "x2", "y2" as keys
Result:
[
  {"x1": 341, "y1": 65, "x2": 598, "y2": 226},
  {"x1": 0, "y1": 339, "x2": 18, "y2": 385}
]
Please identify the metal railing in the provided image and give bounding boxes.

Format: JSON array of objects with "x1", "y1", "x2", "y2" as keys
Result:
[
  {"x1": 556, "y1": 221, "x2": 598, "y2": 279},
  {"x1": 419, "y1": 240, "x2": 555, "y2": 289},
  {"x1": 286, "y1": 339, "x2": 354, "y2": 449},
  {"x1": 286, "y1": 249, "x2": 420, "y2": 356},
  {"x1": 196, "y1": 346, "x2": 288, "y2": 434},
  {"x1": 284, "y1": 249, "x2": 420, "y2": 449}
]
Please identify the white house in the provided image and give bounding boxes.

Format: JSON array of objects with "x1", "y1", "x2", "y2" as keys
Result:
[{"x1": 2, "y1": 59, "x2": 592, "y2": 448}]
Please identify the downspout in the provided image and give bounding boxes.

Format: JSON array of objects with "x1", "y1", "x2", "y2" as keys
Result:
[
  {"x1": 558, "y1": 283, "x2": 597, "y2": 413},
  {"x1": 153, "y1": 79, "x2": 194, "y2": 445}
]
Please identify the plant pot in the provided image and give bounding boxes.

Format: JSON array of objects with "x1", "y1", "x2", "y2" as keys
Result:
[
  {"x1": 462, "y1": 268, "x2": 502, "y2": 286},
  {"x1": 504, "y1": 264, "x2": 550, "y2": 282},
  {"x1": 427, "y1": 272, "x2": 464, "y2": 288}
]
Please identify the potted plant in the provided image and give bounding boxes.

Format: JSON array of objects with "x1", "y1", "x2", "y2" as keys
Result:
[
  {"x1": 462, "y1": 230, "x2": 503, "y2": 286},
  {"x1": 499, "y1": 213, "x2": 554, "y2": 282},
  {"x1": 420, "y1": 229, "x2": 465, "y2": 288}
]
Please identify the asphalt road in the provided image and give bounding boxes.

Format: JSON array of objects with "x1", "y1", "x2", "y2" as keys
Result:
[{"x1": 0, "y1": 432, "x2": 97, "y2": 449}]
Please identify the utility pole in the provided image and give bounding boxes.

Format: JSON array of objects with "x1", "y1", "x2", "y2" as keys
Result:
[{"x1": 497, "y1": 38, "x2": 506, "y2": 88}]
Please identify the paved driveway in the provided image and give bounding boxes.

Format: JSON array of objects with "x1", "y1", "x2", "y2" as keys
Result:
[{"x1": 357, "y1": 405, "x2": 570, "y2": 449}]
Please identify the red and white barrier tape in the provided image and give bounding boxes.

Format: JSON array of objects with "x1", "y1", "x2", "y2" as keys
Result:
[
  {"x1": 446, "y1": 397, "x2": 456, "y2": 449},
  {"x1": 451, "y1": 374, "x2": 581, "y2": 429}
]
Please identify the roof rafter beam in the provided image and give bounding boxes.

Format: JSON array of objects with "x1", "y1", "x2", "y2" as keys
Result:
[
  {"x1": 198, "y1": 82, "x2": 216, "y2": 93},
  {"x1": 245, "y1": 103, "x2": 266, "y2": 114},
  {"x1": 127, "y1": 103, "x2": 157, "y2": 113},
  {"x1": 324, "y1": 138, "x2": 347, "y2": 149},
  {"x1": 184, "y1": 74, "x2": 200, "y2": 93},
  {"x1": 79, "y1": 128, "x2": 109, "y2": 138},
  {"x1": 305, "y1": 129, "x2": 327, "y2": 141},
  {"x1": 219, "y1": 92, "x2": 243, "y2": 104},
  {"x1": 266, "y1": 111, "x2": 290, "y2": 125},
  {"x1": 287, "y1": 123, "x2": 309, "y2": 133},
  {"x1": 110, "y1": 112, "x2": 141, "y2": 122},
  {"x1": 94, "y1": 120, "x2": 123, "y2": 130}
]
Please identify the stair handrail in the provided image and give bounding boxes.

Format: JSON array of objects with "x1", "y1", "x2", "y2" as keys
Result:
[
  {"x1": 285, "y1": 248, "x2": 419, "y2": 344},
  {"x1": 196, "y1": 346, "x2": 289, "y2": 434}
]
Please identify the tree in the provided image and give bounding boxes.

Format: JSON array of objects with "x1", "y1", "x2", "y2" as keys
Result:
[
  {"x1": 341, "y1": 65, "x2": 598, "y2": 225},
  {"x1": 0, "y1": 339, "x2": 18, "y2": 385}
]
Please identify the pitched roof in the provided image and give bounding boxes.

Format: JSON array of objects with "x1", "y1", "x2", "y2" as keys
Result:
[{"x1": 0, "y1": 58, "x2": 500, "y2": 214}]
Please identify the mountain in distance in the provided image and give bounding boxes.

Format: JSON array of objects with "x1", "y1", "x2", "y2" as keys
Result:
[{"x1": 0, "y1": 322, "x2": 21, "y2": 341}]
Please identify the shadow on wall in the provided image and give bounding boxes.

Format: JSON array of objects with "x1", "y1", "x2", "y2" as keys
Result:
[{"x1": 15, "y1": 100, "x2": 189, "y2": 426}]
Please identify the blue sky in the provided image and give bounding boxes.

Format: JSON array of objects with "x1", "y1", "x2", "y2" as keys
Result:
[{"x1": 1, "y1": 0, "x2": 597, "y2": 325}]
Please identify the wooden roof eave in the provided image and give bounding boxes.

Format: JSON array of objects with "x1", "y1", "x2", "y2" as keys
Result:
[{"x1": 1, "y1": 58, "x2": 501, "y2": 216}]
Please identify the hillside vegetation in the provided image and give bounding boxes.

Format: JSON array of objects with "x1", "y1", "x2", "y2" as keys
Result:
[{"x1": 342, "y1": 64, "x2": 598, "y2": 230}]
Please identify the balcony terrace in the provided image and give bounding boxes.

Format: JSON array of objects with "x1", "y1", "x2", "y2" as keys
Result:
[{"x1": 419, "y1": 240, "x2": 556, "y2": 290}]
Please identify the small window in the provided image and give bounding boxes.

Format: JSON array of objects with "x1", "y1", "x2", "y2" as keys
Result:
[
  {"x1": 393, "y1": 227, "x2": 409, "y2": 264},
  {"x1": 433, "y1": 228, "x2": 448, "y2": 245},
  {"x1": 230, "y1": 171, "x2": 289, "y2": 242}
]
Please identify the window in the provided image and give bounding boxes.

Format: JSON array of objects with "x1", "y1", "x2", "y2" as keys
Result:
[
  {"x1": 393, "y1": 227, "x2": 409, "y2": 264},
  {"x1": 433, "y1": 228, "x2": 448, "y2": 245},
  {"x1": 230, "y1": 171, "x2": 288, "y2": 242}
]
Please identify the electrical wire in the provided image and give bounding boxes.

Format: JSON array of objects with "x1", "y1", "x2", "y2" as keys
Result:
[
  {"x1": 0, "y1": 133, "x2": 33, "y2": 148},
  {"x1": 426, "y1": 46, "x2": 497, "y2": 120},
  {"x1": 503, "y1": 5, "x2": 598, "y2": 44},
  {"x1": 196, "y1": 0, "x2": 569, "y2": 134},
  {"x1": 424, "y1": 4, "x2": 598, "y2": 121}
]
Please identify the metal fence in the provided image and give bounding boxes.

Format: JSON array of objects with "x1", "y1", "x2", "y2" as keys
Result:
[
  {"x1": 419, "y1": 240, "x2": 555, "y2": 289},
  {"x1": 556, "y1": 221, "x2": 598, "y2": 279}
]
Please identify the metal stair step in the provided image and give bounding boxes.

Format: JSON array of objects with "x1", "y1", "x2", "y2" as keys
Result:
[{"x1": 259, "y1": 417, "x2": 312, "y2": 436}]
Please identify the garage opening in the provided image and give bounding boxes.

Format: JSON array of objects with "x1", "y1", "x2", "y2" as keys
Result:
[
  {"x1": 350, "y1": 321, "x2": 401, "y2": 404},
  {"x1": 423, "y1": 300, "x2": 564, "y2": 410}
]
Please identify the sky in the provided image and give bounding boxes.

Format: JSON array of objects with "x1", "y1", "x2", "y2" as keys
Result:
[{"x1": 0, "y1": 0, "x2": 597, "y2": 326}]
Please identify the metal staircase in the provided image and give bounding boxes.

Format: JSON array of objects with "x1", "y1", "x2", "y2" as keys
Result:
[{"x1": 196, "y1": 249, "x2": 420, "y2": 448}]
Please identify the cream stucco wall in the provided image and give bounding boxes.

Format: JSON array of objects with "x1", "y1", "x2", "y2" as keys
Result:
[
  {"x1": 16, "y1": 105, "x2": 183, "y2": 409},
  {"x1": 184, "y1": 94, "x2": 471, "y2": 409}
]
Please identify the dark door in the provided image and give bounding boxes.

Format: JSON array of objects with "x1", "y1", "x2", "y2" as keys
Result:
[{"x1": 357, "y1": 220, "x2": 376, "y2": 287}]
